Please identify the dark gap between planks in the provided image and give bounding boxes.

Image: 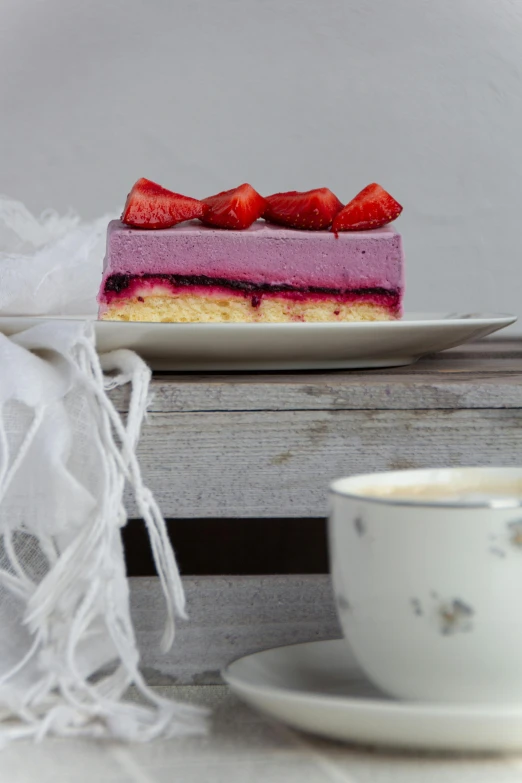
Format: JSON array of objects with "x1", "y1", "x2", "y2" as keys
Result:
[{"x1": 123, "y1": 518, "x2": 328, "y2": 576}]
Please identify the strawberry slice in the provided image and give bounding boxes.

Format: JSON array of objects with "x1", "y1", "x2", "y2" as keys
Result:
[
  {"x1": 263, "y1": 188, "x2": 343, "y2": 230},
  {"x1": 122, "y1": 178, "x2": 204, "y2": 229},
  {"x1": 332, "y1": 183, "x2": 402, "y2": 232},
  {"x1": 200, "y1": 183, "x2": 266, "y2": 230}
]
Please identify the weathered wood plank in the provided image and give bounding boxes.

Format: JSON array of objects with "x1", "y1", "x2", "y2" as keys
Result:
[
  {"x1": 131, "y1": 574, "x2": 342, "y2": 684},
  {"x1": 433, "y1": 339, "x2": 522, "y2": 357},
  {"x1": 109, "y1": 341, "x2": 522, "y2": 412},
  {"x1": 124, "y1": 408, "x2": 522, "y2": 518},
  {"x1": 130, "y1": 374, "x2": 522, "y2": 412}
]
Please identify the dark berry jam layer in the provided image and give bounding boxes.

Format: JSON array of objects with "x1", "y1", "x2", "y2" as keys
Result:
[{"x1": 103, "y1": 272, "x2": 400, "y2": 302}]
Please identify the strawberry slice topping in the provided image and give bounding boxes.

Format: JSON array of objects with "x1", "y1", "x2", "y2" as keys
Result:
[
  {"x1": 263, "y1": 188, "x2": 343, "y2": 230},
  {"x1": 121, "y1": 178, "x2": 204, "y2": 229},
  {"x1": 332, "y1": 183, "x2": 403, "y2": 232},
  {"x1": 200, "y1": 183, "x2": 266, "y2": 230}
]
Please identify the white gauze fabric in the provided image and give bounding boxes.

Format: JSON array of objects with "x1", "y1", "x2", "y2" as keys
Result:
[
  {"x1": 0, "y1": 195, "x2": 116, "y2": 316},
  {"x1": 0, "y1": 322, "x2": 207, "y2": 742},
  {"x1": 0, "y1": 199, "x2": 208, "y2": 742}
]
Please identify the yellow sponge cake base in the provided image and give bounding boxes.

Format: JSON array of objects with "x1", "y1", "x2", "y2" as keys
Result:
[{"x1": 101, "y1": 293, "x2": 397, "y2": 323}]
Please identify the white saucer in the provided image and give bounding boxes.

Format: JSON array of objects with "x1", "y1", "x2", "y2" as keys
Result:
[
  {"x1": 0, "y1": 312, "x2": 515, "y2": 370},
  {"x1": 223, "y1": 639, "x2": 522, "y2": 752}
]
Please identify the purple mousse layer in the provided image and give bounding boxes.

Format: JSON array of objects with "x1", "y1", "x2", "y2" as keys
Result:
[{"x1": 99, "y1": 220, "x2": 404, "y2": 305}]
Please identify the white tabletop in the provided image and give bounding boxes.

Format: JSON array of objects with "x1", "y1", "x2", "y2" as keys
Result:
[{"x1": 2, "y1": 686, "x2": 522, "y2": 783}]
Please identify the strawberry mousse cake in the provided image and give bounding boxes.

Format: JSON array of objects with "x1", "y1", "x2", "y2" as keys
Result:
[{"x1": 98, "y1": 179, "x2": 404, "y2": 323}]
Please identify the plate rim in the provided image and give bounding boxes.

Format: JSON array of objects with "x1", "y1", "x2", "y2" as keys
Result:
[
  {"x1": 222, "y1": 638, "x2": 522, "y2": 720},
  {"x1": 0, "y1": 312, "x2": 515, "y2": 371},
  {"x1": 0, "y1": 312, "x2": 516, "y2": 329}
]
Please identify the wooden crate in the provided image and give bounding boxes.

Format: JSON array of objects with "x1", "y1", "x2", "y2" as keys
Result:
[{"x1": 110, "y1": 339, "x2": 522, "y2": 681}]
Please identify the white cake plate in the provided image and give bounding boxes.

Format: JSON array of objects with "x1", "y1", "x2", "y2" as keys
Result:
[
  {"x1": 223, "y1": 639, "x2": 522, "y2": 752},
  {"x1": 0, "y1": 313, "x2": 515, "y2": 371}
]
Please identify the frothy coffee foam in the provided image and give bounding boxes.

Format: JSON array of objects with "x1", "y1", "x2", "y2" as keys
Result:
[{"x1": 357, "y1": 478, "x2": 522, "y2": 504}]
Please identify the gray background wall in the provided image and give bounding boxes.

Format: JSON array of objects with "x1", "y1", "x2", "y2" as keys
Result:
[{"x1": 1, "y1": 0, "x2": 521, "y2": 328}]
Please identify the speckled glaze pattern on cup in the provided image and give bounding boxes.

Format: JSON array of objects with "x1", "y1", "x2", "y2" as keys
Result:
[{"x1": 329, "y1": 467, "x2": 522, "y2": 704}]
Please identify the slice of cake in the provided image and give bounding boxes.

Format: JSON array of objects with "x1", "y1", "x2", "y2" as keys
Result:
[
  {"x1": 98, "y1": 221, "x2": 404, "y2": 323},
  {"x1": 97, "y1": 179, "x2": 404, "y2": 323}
]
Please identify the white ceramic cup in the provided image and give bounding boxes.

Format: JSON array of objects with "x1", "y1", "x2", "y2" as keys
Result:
[{"x1": 329, "y1": 467, "x2": 522, "y2": 704}]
